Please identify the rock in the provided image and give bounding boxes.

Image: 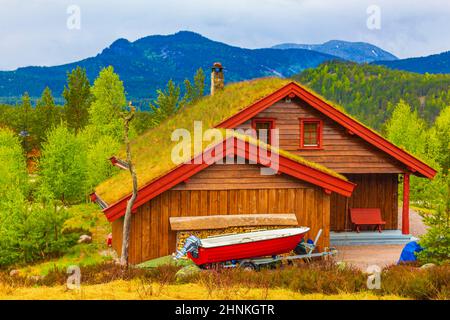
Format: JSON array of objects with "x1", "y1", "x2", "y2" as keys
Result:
[
  {"x1": 175, "y1": 265, "x2": 201, "y2": 282},
  {"x1": 78, "y1": 234, "x2": 92, "y2": 244},
  {"x1": 420, "y1": 263, "x2": 436, "y2": 269},
  {"x1": 9, "y1": 269, "x2": 19, "y2": 277}
]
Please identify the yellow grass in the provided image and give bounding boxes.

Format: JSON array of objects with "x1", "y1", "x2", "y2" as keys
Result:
[{"x1": 0, "y1": 279, "x2": 405, "y2": 300}]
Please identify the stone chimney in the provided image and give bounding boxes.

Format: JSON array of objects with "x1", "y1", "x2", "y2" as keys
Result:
[{"x1": 210, "y1": 62, "x2": 224, "y2": 96}]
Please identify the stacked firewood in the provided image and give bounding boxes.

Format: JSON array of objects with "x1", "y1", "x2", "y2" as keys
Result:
[{"x1": 175, "y1": 225, "x2": 294, "y2": 252}]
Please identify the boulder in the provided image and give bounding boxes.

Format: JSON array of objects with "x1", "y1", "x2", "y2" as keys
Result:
[
  {"x1": 420, "y1": 263, "x2": 436, "y2": 269},
  {"x1": 78, "y1": 234, "x2": 92, "y2": 244}
]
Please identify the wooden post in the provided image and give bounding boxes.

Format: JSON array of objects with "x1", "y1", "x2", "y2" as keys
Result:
[{"x1": 402, "y1": 172, "x2": 410, "y2": 235}]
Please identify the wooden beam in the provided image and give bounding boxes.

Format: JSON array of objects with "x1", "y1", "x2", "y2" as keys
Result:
[
  {"x1": 402, "y1": 173, "x2": 410, "y2": 235},
  {"x1": 169, "y1": 213, "x2": 299, "y2": 231}
]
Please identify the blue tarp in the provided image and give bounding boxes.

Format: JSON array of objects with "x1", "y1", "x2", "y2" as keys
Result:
[{"x1": 398, "y1": 241, "x2": 423, "y2": 264}]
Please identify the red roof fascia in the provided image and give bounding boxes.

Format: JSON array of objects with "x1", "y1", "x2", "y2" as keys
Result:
[
  {"x1": 218, "y1": 82, "x2": 436, "y2": 179},
  {"x1": 234, "y1": 141, "x2": 355, "y2": 197},
  {"x1": 103, "y1": 137, "x2": 355, "y2": 222},
  {"x1": 216, "y1": 84, "x2": 293, "y2": 129}
]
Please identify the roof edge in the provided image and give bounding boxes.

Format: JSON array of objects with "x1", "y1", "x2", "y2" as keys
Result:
[
  {"x1": 217, "y1": 81, "x2": 436, "y2": 179},
  {"x1": 101, "y1": 136, "x2": 355, "y2": 222}
]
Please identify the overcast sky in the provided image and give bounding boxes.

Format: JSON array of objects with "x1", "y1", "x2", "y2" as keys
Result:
[{"x1": 1, "y1": 0, "x2": 449, "y2": 70}]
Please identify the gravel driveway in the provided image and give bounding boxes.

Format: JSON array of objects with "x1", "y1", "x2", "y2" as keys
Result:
[{"x1": 334, "y1": 208, "x2": 427, "y2": 270}]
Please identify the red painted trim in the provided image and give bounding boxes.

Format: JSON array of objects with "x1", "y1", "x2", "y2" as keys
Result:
[
  {"x1": 251, "y1": 118, "x2": 276, "y2": 144},
  {"x1": 217, "y1": 82, "x2": 436, "y2": 179},
  {"x1": 103, "y1": 137, "x2": 356, "y2": 222},
  {"x1": 109, "y1": 156, "x2": 128, "y2": 170},
  {"x1": 402, "y1": 173, "x2": 410, "y2": 235},
  {"x1": 299, "y1": 118, "x2": 323, "y2": 150},
  {"x1": 90, "y1": 192, "x2": 98, "y2": 202}
]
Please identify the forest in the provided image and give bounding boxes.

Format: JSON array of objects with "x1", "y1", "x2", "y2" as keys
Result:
[
  {"x1": 0, "y1": 66, "x2": 205, "y2": 266},
  {"x1": 0, "y1": 61, "x2": 448, "y2": 268},
  {"x1": 294, "y1": 61, "x2": 450, "y2": 129}
]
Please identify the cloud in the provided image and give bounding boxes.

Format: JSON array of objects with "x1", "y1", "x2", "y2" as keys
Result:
[{"x1": 0, "y1": 0, "x2": 449, "y2": 70}]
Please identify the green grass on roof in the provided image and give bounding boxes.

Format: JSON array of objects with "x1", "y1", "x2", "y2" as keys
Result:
[
  {"x1": 96, "y1": 77, "x2": 293, "y2": 204},
  {"x1": 96, "y1": 76, "x2": 427, "y2": 205}
]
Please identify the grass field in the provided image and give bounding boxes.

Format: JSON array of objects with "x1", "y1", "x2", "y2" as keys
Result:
[{"x1": 0, "y1": 279, "x2": 404, "y2": 300}]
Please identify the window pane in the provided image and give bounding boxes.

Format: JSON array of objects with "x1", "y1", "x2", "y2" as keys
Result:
[
  {"x1": 255, "y1": 121, "x2": 272, "y2": 143},
  {"x1": 303, "y1": 122, "x2": 319, "y2": 146}
]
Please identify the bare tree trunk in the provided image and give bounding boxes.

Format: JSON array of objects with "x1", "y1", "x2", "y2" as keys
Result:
[{"x1": 120, "y1": 106, "x2": 137, "y2": 267}]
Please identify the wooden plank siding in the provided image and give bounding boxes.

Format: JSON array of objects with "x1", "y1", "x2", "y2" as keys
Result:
[
  {"x1": 112, "y1": 187, "x2": 330, "y2": 265},
  {"x1": 173, "y1": 164, "x2": 313, "y2": 191},
  {"x1": 330, "y1": 173, "x2": 399, "y2": 231},
  {"x1": 237, "y1": 98, "x2": 406, "y2": 174}
]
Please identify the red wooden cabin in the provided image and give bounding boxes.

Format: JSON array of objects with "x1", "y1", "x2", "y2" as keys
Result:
[{"x1": 92, "y1": 67, "x2": 436, "y2": 265}]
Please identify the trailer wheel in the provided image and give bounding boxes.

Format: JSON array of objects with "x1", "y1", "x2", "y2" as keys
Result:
[{"x1": 240, "y1": 261, "x2": 258, "y2": 271}]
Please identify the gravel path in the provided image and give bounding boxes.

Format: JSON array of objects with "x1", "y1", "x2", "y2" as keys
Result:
[
  {"x1": 335, "y1": 208, "x2": 427, "y2": 270},
  {"x1": 398, "y1": 208, "x2": 428, "y2": 237}
]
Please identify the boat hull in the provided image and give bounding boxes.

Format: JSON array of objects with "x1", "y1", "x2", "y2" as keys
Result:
[{"x1": 188, "y1": 232, "x2": 306, "y2": 266}]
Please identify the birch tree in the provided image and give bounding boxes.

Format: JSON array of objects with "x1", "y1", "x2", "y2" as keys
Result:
[{"x1": 120, "y1": 104, "x2": 138, "y2": 266}]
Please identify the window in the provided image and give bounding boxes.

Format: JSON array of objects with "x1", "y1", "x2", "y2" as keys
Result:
[
  {"x1": 251, "y1": 118, "x2": 275, "y2": 144},
  {"x1": 300, "y1": 119, "x2": 322, "y2": 149}
]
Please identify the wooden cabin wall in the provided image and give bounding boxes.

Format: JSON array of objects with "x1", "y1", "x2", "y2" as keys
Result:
[
  {"x1": 330, "y1": 173, "x2": 399, "y2": 231},
  {"x1": 112, "y1": 187, "x2": 330, "y2": 264},
  {"x1": 172, "y1": 163, "x2": 312, "y2": 190},
  {"x1": 238, "y1": 98, "x2": 406, "y2": 174}
]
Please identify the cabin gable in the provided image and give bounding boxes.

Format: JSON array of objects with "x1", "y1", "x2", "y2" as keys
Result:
[
  {"x1": 172, "y1": 163, "x2": 315, "y2": 191},
  {"x1": 237, "y1": 97, "x2": 406, "y2": 174}
]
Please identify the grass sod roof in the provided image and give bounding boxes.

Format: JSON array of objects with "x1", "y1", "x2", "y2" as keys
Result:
[
  {"x1": 95, "y1": 77, "x2": 347, "y2": 205},
  {"x1": 95, "y1": 76, "x2": 431, "y2": 205},
  {"x1": 96, "y1": 77, "x2": 292, "y2": 204}
]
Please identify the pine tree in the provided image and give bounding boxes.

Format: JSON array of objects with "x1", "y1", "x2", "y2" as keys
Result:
[
  {"x1": 149, "y1": 79, "x2": 180, "y2": 126},
  {"x1": 35, "y1": 87, "x2": 59, "y2": 144},
  {"x1": 63, "y1": 67, "x2": 92, "y2": 133},
  {"x1": 18, "y1": 92, "x2": 35, "y2": 152},
  {"x1": 183, "y1": 68, "x2": 205, "y2": 105}
]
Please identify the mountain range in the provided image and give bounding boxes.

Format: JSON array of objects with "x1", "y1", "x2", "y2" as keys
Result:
[
  {"x1": 0, "y1": 31, "x2": 338, "y2": 102},
  {"x1": 0, "y1": 31, "x2": 449, "y2": 104},
  {"x1": 373, "y1": 51, "x2": 450, "y2": 74},
  {"x1": 272, "y1": 40, "x2": 398, "y2": 63}
]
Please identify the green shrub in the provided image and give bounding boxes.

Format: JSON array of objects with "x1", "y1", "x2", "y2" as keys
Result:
[
  {"x1": 417, "y1": 179, "x2": 450, "y2": 265},
  {"x1": 380, "y1": 264, "x2": 450, "y2": 299},
  {"x1": 0, "y1": 203, "x2": 80, "y2": 267}
]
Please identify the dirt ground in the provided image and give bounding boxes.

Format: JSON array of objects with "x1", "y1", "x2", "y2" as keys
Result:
[{"x1": 335, "y1": 209, "x2": 426, "y2": 270}]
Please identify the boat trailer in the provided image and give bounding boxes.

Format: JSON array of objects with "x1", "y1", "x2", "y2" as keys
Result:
[
  {"x1": 176, "y1": 229, "x2": 337, "y2": 271},
  {"x1": 215, "y1": 229, "x2": 337, "y2": 270}
]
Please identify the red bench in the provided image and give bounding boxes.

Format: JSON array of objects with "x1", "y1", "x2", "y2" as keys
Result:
[{"x1": 349, "y1": 208, "x2": 386, "y2": 233}]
